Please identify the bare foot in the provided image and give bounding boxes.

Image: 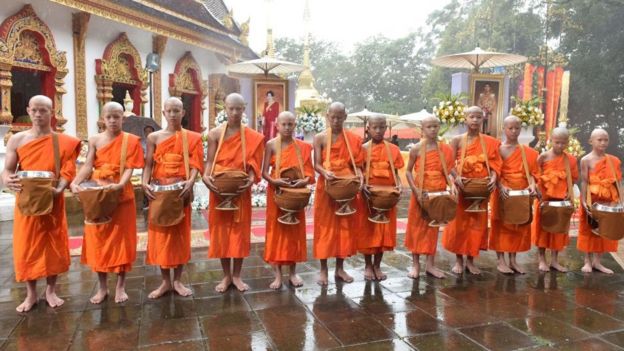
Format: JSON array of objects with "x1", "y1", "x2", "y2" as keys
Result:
[
  {"x1": 114, "y1": 288, "x2": 129, "y2": 303},
  {"x1": 451, "y1": 262, "x2": 464, "y2": 274},
  {"x1": 426, "y1": 266, "x2": 445, "y2": 279},
  {"x1": 317, "y1": 269, "x2": 329, "y2": 286},
  {"x1": 593, "y1": 263, "x2": 614, "y2": 274},
  {"x1": 335, "y1": 269, "x2": 354, "y2": 283},
  {"x1": 373, "y1": 266, "x2": 387, "y2": 281},
  {"x1": 538, "y1": 261, "x2": 551, "y2": 272},
  {"x1": 215, "y1": 276, "x2": 232, "y2": 293},
  {"x1": 466, "y1": 262, "x2": 481, "y2": 275},
  {"x1": 550, "y1": 262, "x2": 568, "y2": 272},
  {"x1": 148, "y1": 281, "x2": 172, "y2": 299},
  {"x1": 364, "y1": 265, "x2": 375, "y2": 281},
  {"x1": 497, "y1": 261, "x2": 514, "y2": 274},
  {"x1": 173, "y1": 280, "x2": 193, "y2": 296},
  {"x1": 45, "y1": 291, "x2": 65, "y2": 308},
  {"x1": 581, "y1": 263, "x2": 593, "y2": 273},
  {"x1": 232, "y1": 277, "x2": 249, "y2": 292},
  {"x1": 89, "y1": 289, "x2": 109, "y2": 304},
  {"x1": 510, "y1": 262, "x2": 526, "y2": 274},
  {"x1": 269, "y1": 276, "x2": 282, "y2": 290},
  {"x1": 289, "y1": 274, "x2": 303, "y2": 287},
  {"x1": 16, "y1": 296, "x2": 37, "y2": 313},
  {"x1": 408, "y1": 264, "x2": 420, "y2": 279}
]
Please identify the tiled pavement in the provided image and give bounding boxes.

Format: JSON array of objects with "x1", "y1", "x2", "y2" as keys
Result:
[{"x1": 2, "y1": 212, "x2": 624, "y2": 351}]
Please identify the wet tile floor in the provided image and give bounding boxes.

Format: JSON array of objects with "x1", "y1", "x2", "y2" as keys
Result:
[{"x1": 2, "y1": 223, "x2": 624, "y2": 351}]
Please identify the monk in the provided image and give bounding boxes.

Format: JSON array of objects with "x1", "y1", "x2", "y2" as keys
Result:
[
  {"x1": 489, "y1": 116, "x2": 538, "y2": 274},
  {"x1": 405, "y1": 115, "x2": 454, "y2": 279},
  {"x1": 444, "y1": 106, "x2": 502, "y2": 274},
  {"x1": 262, "y1": 111, "x2": 314, "y2": 289},
  {"x1": 1, "y1": 95, "x2": 81, "y2": 312},
  {"x1": 70, "y1": 102, "x2": 144, "y2": 304},
  {"x1": 142, "y1": 97, "x2": 204, "y2": 298},
  {"x1": 313, "y1": 102, "x2": 365, "y2": 285},
  {"x1": 532, "y1": 127, "x2": 578, "y2": 272},
  {"x1": 578, "y1": 128, "x2": 621, "y2": 274},
  {"x1": 203, "y1": 93, "x2": 264, "y2": 292},
  {"x1": 359, "y1": 115, "x2": 404, "y2": 281}
]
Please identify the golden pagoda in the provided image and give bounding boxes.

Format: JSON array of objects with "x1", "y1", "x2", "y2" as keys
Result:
[{"x1": 295, "y1": 0, "x2": 326, "y2": 111}]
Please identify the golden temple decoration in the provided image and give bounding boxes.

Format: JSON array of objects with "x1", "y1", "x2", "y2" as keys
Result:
[
  {"x1": 152, "y1": 35, "x2": 167, "y2": 124},
  {"x1": 223, "y1": 9, "x2": 235, "y2": 30},
  {"x1": 72, "y1": 12, "x2": 90, "y2": 139},
  {"x1": 0, "y1": 5, "x2": 68, "y2": 133},
  {"x1": 239, "y1": 18, "x2": 250, "y2": 46},
  {"x1": 169, "y1": 52, "x2": 208, "y2": 130}
]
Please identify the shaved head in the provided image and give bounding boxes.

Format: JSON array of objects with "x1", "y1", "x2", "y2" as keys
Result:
[
  {"x1": 368, "y1": 114, "x2": 386, "y2": 124},
  {"x1": 277, "y1": 111, "x2": 296, "y2": 122},
  {"x1": 551, "y1": 127, "x2": 570, "y2": 139},
  {"x1": 328, "y1": 102, "x2": 346, "y2": 114},
  {"x1": 465, "y1": 106, "x2": 484, "y2": 116},
  {"x1": 164, "y1": 96, "x2": 183, "y2": 109},
  {"x1": 421, "y1": 114, "x2": 440, "y2": 126},
  {"x1": 590, "y1": 128, "x2": 608, "y2": 139},
  {"x1": 29, "y1": 95, "x2": 53, "y2": 109},
  {"x1": 102, "y1": 101, "x2": 124, "y2": 114},
  {"x1": 225, "y1": 93, "x2": 245, "y2": 106},
  {"x1": 503, "y1": 115, "x2": 522, "y2": 127}
]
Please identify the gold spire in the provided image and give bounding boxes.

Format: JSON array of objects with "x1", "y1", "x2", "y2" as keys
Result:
[
  {"x1": 264, "y1": 0, "x2": 275, "y2": 57},
  {"x1": 295, "y1": 0, "x2": 323, "y2": 109}
]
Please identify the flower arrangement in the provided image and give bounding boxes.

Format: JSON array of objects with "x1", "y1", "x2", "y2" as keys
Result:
[
  {"x1": 510, "y1": 97, "x2": 545, "y2": 127},
  {"x1": 215, "y1": 110, "x2": 249, "y2": 125},
  {"x1": 295, "y1": 105, "x2": 325, "y2": 134},
  {"x1": 432, "y1": 94, "x2": 467, "y2": 126}
]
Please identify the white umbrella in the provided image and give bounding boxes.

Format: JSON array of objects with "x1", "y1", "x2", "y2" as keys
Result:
[
  {"x1": 431, "y1": 47, "x2": 527, "y2": 72},
  {"x1": 400, "y1": 109, "x2": 433, "y2": 124},
  {"x1": 227, "y1": 55, "x2": 305, "y2": 77},
  {"x1": 347, "y1": 108, "x2": 393, "y2": 137}
]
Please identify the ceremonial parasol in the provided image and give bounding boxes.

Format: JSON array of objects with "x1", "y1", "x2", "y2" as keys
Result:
[
  {"x1": 431, "y1": 47, "x2": 527, "y2": 72},
  {"x1": 227, "y1": 55, "x2": 305, "y2": 77},
  {"x1": 346, "y1": 108, "x2": 394, "y2": 138},
  {"x1": 399, "y1": 109, "x2": 433, "y2": 124},
  {"x1": 122, "y1": 115, "x2": 162, "y2": 138}
]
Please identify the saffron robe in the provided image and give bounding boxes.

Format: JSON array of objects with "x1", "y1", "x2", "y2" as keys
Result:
[
  {"x1": 489, "y1": 146, "x2": 539, "y2": 253},
  {"x1": 146, "y1": 131, "x2": 204, "y2": 268},
  {"x1": 314, "y1": 130, "x2": 364, "y2": 259},
  {"x1": 442, "y1": 134, "x2": 502, "y2": 257},
  {"x1": 13, "y1": 133, "x2": 81, "y2": 282},
  {"x1": 358, "y1": 141, "x2": 404, "y2": 254},
  {"x1": 532, "y1": 153, "x2": 579, "y2": 251},
  {"x1": 208, "y1": 127, "x2": 264, "y2": 258},
  {"x1": 264, "y1": 140, "x2": 315, "y2": 264},
  {"x1": 405, "y1": 144, "x2": 454, "y2": 255},
  {"x1": 577, "y1": 155, "x2": 621, "y2": 253},
  {"x1": 81, "y1": 133, "x2": 144, "y2": 273}
]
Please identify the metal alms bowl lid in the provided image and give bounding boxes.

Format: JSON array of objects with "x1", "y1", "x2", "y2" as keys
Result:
[
  {"x1": 151, "y1": 181, "x2": 185, "y2": 192},
  {"x1": 593, "y1": 202, "x2": 624, "y2": 213},
  {"x1": 542, "y1": 200, "x2": 573, "y2": 207},
  {"x1": 508, "y1": 189, "x2": 531, "y2": 196},
  {"x1": 17, "y1": 171, "x2": 54, "y2": 179}
]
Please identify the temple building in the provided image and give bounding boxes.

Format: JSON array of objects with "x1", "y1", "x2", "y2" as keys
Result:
[{"x1": 0, "y1": 0, "x2": 257, "y2": 141}]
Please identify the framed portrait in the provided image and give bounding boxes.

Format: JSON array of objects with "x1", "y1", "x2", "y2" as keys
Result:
[
  {"x1": 253, "y1": 79, "x2": 288, "y2": 140},
  {"x1": 470, "y1": 74, "x2": 505, "y2": 138}
]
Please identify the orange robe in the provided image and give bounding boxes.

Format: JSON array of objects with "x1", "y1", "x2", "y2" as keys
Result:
[
  {"x1": 208, "y1": 128, "x2": 264, "y2": 258},
  {"x1": 146, "y1": 131, "x2": 204, "y2": 268},
  {"x1": 405, "y1": 144, "x2": 454, "y2": 255},
  {"x1": 442, "y1": 134, "x2": 502, "y2": 257},
  {"x1": 314, "y1": 130, "x2": 364, "y2": 259},
  {"x1": 264, "y1": 140, "x2": 315, "y2": 264},
  {"x1": 13, "y1": 134, "x2": 81, "y2": 282},
  {"x1": 577, "y1": 155, "x2": 621, "y2": 253},
  {"x1": 532, "y1": 153, "x2": 578, "y2": 250},
  {"x1": 81, "y1": 133, "x2": 144, "y2": 273},
  {"x1": 489, "y1": 146, "x2": 539, "y2": 253},
  {"x1": 358, "y1": 142, "x2": 404, "y2": 254}
]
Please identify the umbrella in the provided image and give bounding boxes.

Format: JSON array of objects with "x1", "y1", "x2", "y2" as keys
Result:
[
  {"x1": 400, "y1": 109, "x2": 433, "y2": 124},
  {"x1": 227, "y1": 55, "x2": 305, "y2": 77},
  {"x1": 122, "y1": 115, "x2": 162, "y2": 138},
  {"x1": 346, "y1": 108, "x2": 394, "y2": 137},
  {"x1": 386, "y1": 115, "x2": 419, "y2": 139},
  {"x1": 431, "y1": 47, "x2": 527, "y2": 72}
]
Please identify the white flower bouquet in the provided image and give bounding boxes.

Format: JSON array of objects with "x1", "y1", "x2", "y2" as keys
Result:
[{"x1": 510, "y1": 97, "x2": 545, "y2": 127}]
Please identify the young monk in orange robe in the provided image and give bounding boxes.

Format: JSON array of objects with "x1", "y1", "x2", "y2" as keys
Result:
[
  {"x1": 70, "y1": 102, "x2": 144, "y2": 304},
  {"x1": 262, "y1": 112, "x2": 315, "y2": 289},
  {"x1": 2, "y1": 95, "x2": 81, "y2": 312},
  {"x1": 532, "y1": 127, "x2": 578, "y2": 272},
  {"x1": 578, "y1": 128, "x2": 621, "y2": 274},
  {"x1": 405, "y1": 115, "x2": 454, "y2": 279},
  {"x1": 444, "y1": 106, "x2": 502, "y2": 275},
  {"x1": 489, "y1": 116, "x2": 538, "y2": 274},
  {"x1": 203, "y1": 93, "x2": 265, "y2": 292},
  {"x1": 359, "y1": 115, "x2": 404, "y2": 281},
  {"x1": 313, "y1": 102, "x2": 364, "y2": 285},
  {"x1": 142, "y1": 97, "x2": 204, "y2": 298}
]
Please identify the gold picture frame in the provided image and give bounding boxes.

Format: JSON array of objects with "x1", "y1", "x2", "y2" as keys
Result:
[
  {"x1": 470, "y1": 74, "x2": 505, "y2": 138},
  {"x1": 253, "y1": 79, "x2": 288, "y2": 135}
]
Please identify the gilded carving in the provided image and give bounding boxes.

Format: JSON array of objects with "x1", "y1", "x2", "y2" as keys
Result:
[
  {"x1": 239, "y1": 18, "x2": 250, "y2": 46},
  {"x1": 14, "y1": 32, "x2": 43, "y2": 64},
  {"x1": 73, "y1": 12, "x2": 90, "y2": 139},
  {"x1": 169, "y1": 52, "x2": 208, "y2": 130},
  {"x1": 152, "y1": 35, "x2": 167, "y2": 124}
]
